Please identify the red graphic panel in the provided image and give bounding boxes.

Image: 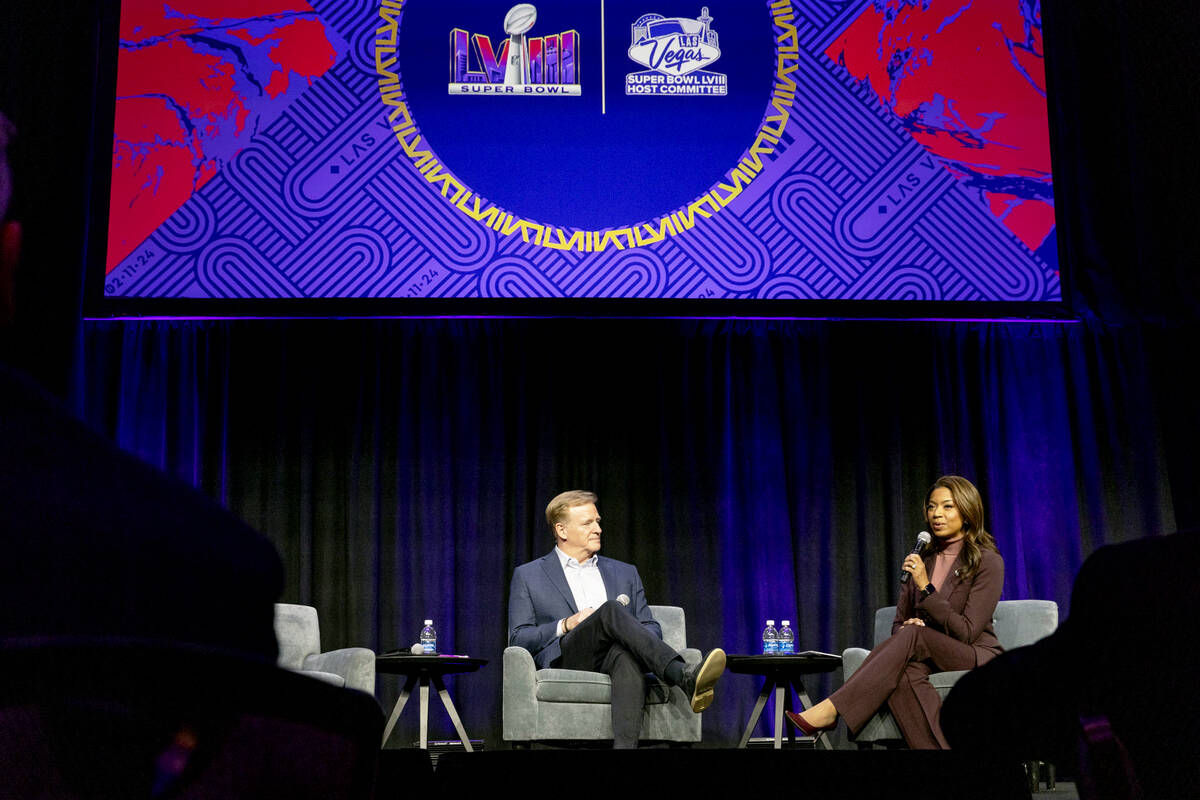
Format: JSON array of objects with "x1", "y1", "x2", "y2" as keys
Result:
[
  {"x1": 108, "y1": 1, "x2": 340, "y2": 272},
  {"x1": 826, "y1": 0, "x2": 1054, "y2": 252}
]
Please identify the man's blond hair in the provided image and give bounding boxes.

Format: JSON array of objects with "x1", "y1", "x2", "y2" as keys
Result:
[{"x1": 545, "y1": 490, "x2": 598, "y2": 534}]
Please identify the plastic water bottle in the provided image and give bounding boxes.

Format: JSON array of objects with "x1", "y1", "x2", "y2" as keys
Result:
[
  {"x1": 762, "y1": 620, "x2": 778, "y2": 655},
  {"x1": 420, "y1": 619, "x2": 437, "y2": 654},
  {"x1": 778, "y1": 620, "x2": 795, "y2": 655}
]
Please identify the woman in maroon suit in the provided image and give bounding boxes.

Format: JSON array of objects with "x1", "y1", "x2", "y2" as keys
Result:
[{"x1": 787, "y1": 475, "x2": 1004, "y2": 749}]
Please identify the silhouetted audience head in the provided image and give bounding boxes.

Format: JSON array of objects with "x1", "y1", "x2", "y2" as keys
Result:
[
  {"x1": 0, "y1": 109, "x2": 379, "y2": 799},
  {"x1": 943, "y1": 530, "x2": 1200, "y2": 799}
]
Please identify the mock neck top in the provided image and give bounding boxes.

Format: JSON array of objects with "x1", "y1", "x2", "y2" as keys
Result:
[{"x1": 930, "y1": 537, "x2": 964, "y2": 590}]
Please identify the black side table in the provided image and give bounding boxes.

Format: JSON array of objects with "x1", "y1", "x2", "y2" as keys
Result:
[
  {"x1": 376, "y1": 654, "x2": 488, "y2": 751},
  {"x1": 727, "y1": 652, "x2": 842, "y2": 750}
]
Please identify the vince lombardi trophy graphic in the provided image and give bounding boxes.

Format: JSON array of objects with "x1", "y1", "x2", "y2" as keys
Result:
[{"x1": 503, "y1": 4, "x2": 537, "y2": 86}]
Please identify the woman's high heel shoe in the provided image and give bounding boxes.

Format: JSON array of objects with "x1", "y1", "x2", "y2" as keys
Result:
[{"x1": 785, "y1": 710, "x2": 837, "y2": 736}]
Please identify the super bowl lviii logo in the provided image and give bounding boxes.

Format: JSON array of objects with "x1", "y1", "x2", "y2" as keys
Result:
[
  {"x1": 450, "y1": 4, "x2": 581, "y2": 96},
  {"x1": 626, "y1": 7, "x2": 726, "y2": 95}
]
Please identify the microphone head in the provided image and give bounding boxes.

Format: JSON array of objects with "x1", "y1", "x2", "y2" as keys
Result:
[
  {"x1": 615, "y1": 594, "x2": 631, "y2": 606},
  {"x1": 410, "y1": 643, "x2": 424, "y2": 655},
  {"x1": 916, "y1": 531, "x2": 932, "y2": 547}
]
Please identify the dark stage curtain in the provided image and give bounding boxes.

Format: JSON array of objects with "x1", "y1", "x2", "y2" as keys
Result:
[{"x1": 73, "y1": 317, "x2": 1194, "y2": 747}]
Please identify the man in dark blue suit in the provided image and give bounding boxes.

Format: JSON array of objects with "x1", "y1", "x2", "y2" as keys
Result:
[{"x1": 508, "y1": 490, "x2": 725, "y2": 748}]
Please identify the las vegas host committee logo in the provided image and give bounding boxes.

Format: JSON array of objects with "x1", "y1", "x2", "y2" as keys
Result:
[
  {"x1": 449, "y1": 4, "x2": 581, "y2": 95},
  {"x1": 626, "y1": 7, "x2": 726, "y2": 96}
]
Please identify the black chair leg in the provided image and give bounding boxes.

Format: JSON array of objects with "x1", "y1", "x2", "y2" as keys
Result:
[{"x1": 1024, "y1": 760, "x2": 1057, "y2": 792}]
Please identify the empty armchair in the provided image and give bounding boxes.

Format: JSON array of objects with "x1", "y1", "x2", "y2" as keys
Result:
[
  {"x1": 273, "y1": 603, "x2": 376, "y2": 696},
  {"x1": 842, "y1": 599, "x2": 1059, "y2": 748},
  {"x1": 503, "y1": 605, "x2": 703, "y2": 746}
]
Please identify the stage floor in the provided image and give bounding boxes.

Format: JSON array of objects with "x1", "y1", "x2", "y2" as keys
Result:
[{"x1": 378, "y1": 748, "x2": 1073, "y2": 800}]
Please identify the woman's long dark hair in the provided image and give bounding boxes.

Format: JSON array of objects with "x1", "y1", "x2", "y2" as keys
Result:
[{"x1": 925, "y1": 475, "x2": 998, "y2": 579}]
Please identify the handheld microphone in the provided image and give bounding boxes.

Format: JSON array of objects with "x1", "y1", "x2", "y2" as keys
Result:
[
  {"x1": 899, "y1": 531, "x2": 932, "y2": 584},
  {"x1": 615, "y1": 594, "x2": 630, "y2": 607}
]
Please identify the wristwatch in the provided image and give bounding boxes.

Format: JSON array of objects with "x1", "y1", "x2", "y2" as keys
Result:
[{"x1": 920, "y1": 583, "x2": 935, "y2": 598}]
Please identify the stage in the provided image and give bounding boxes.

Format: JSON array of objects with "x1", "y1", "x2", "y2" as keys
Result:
[{"x1": 377, "y1": 748, "x2": 1074, "y2": 799}]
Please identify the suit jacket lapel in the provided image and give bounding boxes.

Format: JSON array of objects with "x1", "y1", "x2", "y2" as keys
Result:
[
  {"x1": 924, "y1": 550, "x2": 968, "y2": 599},
  {"x1": 597, "y1": 556, "x2": 619, "y2": 602},
  {"x1": 941, "y1": 550, "x2": 969, "y2": 606},
  {"x1": 539, "y1": 550, "x2": 578, "y2": 614}
]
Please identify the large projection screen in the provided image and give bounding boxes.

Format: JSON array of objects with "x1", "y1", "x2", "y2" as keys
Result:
[{"x1": 88, "y1": 0, "x2": 1064, "y2": 317}]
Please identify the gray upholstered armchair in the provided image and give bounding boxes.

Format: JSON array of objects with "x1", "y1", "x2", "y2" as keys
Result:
[
  {"x1": 502, "y1": 605, "x2": 703, "y2": 746},
  {"x1": 842, "y1": 599, "x2": 1059, "y2": 748},
  {"x1": 273, "y1": 603, "x2": 376, "y2": 696}
]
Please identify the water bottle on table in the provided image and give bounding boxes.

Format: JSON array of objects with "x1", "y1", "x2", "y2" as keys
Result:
[
  {"x1": 762, "y1": 619, "x2": 778, "y2": 654},
  {"x1": 420, "y1": 619, "x2": 437, "y2": 654},
  {"x1": 778, "y1": 620, "x2": 795, "y2": 654}
]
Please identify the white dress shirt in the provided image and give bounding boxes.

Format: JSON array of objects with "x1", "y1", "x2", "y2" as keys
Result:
[{"x1": 555, "y1": 546, "x2": 608, "y2": 636}]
